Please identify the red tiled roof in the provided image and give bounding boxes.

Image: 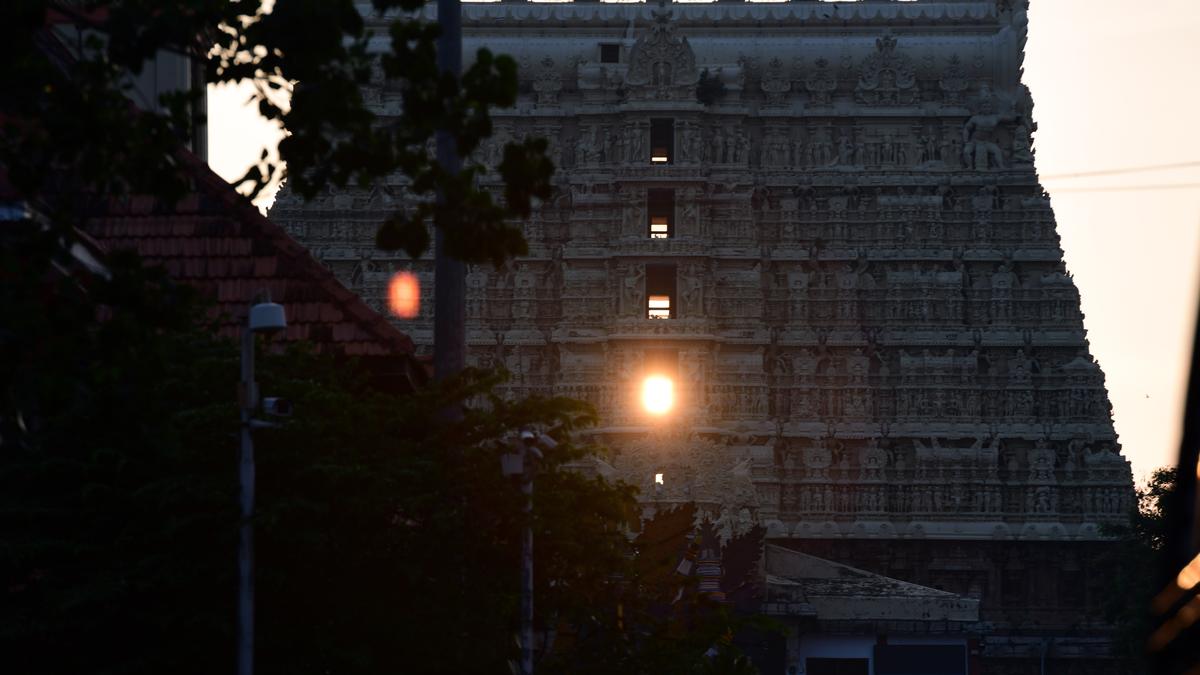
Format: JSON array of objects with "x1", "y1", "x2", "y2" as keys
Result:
[
  {"x1": 84, "y1": 150, "x2": 418, "y2": 363},
  {"x1": 18, "y1": 21, "x2": 423, "y2": 388}
]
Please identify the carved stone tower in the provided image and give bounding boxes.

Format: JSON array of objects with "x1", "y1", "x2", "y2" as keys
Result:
[{"x1": 271, "y1": 2, "x2": 1134, "y2": 672}]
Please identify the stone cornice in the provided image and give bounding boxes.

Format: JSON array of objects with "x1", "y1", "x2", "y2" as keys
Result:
[{"x1": 437, "y1": 2, "x2": 1003, "y2": 29}]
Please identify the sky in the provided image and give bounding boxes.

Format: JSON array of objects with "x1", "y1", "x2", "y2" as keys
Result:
[{"x1": 208, "y1": 0, "x2": 1200, "y2": 485}]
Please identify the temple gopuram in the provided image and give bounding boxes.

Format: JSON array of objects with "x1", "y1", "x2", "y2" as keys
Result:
[{"x1": 270, "y1": 2, "x2": 1136, "y2": 672}]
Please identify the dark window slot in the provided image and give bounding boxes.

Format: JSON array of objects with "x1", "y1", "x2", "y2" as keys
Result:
[
  {"x1": 645, "y1": 263, "x2": 676, "y2": 319},
  {"x1": 650, "y1": 118, "x2": 674, "y2": 164},
  {"x1": 647, "y1": 188, "x2": 675, "y2": 238}
]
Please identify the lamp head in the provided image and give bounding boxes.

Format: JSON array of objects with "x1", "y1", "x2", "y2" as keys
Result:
[{"x1": 249, "y1": 302, "x2": 287, "y2": 334}]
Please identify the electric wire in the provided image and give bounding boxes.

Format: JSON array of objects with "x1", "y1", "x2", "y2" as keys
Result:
[
  {"x1": 1046, "y1": 183, "x2": 1200, "y2": 194},
  {"x1": 1040, "y1": 160, "x2": 1200, "y2": 181}
]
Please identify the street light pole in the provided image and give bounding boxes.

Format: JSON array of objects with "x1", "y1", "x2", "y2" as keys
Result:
[
  {"x1": 237, "y1": 300, "x2": 286, "y2": 675},
  {"x1": 520, "y1": 444, "x2": 534, "y2": 675},
  {"x1": 503, "y1": 431, "x2": 556, "y2": 675},
  {"x1": 237, "y1": 324, "x2": 256, "y2": 675}
]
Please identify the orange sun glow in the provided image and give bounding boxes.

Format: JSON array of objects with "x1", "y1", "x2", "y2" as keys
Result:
[
  {"x1": 387, "y1": 271, "x2": 421, "y2": 319},
  {"x1": 641, "y1": 375, "x2": 675, "y2": 416}
]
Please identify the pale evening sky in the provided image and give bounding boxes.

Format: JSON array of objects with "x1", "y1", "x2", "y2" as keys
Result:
[{"x1": 207, "y1": 0, "x2": 1200, "y2": 485}]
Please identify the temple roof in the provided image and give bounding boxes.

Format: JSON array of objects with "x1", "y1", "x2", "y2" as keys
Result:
[{"x1": 763, "y1": 545, "x2": 979, "y2": 623}]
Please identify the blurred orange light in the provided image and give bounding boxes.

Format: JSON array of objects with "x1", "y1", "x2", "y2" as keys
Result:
[
  {"x1": 641, "y1": 375, "x2": 674, "y2": 416},
  {"x1": 387, "y1": 271, "x2": 421, "y2": 318}
]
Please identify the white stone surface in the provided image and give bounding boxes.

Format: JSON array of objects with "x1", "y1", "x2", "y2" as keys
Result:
[{"x1": 270, "y1": 0, "x2": 1134, "y2": 543}]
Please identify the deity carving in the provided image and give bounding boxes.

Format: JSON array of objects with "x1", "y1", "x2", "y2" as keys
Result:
[
  {"x1": 624, "y1": 7, "x2": 698, "y2": 98},
  {"x1": 896, "y1": 136, "x2": 910, "y2": 166},
  {"x1": 1009, "y1": 348, "x2": 1035, "y2": 385},
  {"x1": 990, "y1": 261, "x2": 1017, "y2": 323},
  {"x1": 804, "y1": 57, "x2": 837, "y2": 106},
  {"x1": 1028, "y1": 438, "x2": 1057, "y2": 482},
  {"x1": 791, "y1": 133, "x2": 806, "y2": 167},
  {"x1": 573, "y1": 131, "x2": 592, "y2": 167},
  {"x1": 680, "y1": 264, "x2": 705, "y2": 317},
  {"x1": 730, "y1": 129, "x2": 748, "y2": 165},
  {"x1": 764, "y1": 128, "x2": 790, "y2": 167},
  {"x1": 804, "y1": 440, "x2": 833, "y2": 477},
  {"x1": 596, "y1": 126, "x2": 611, "y2": 164},
  {"x1": 836, "y1": 131, "x2": 854, "y2": 166},
  {"x1": 710, "y1": 126, "x2": 727, "y2": 164},
  {"x1": 532, "y1": 56, "x2": 562, "y2": 105},
  {"x1": 1012, "y1": 119, "x2": 1034, "y2": 164},
  {"x1": 620, "y1": 263, "x2": 645, "y2": 316},
  {"x1": 466, "y1": 267, "x2": 488, "y2": 320},
  {"x1": 962, "y1": 85, "x2": 1020, "y2": 170},
  {"x1": 939, "y1": 54, "x2": 969, "y2": 105},
  {"x1": 613, "y1": 125, "x2": 629, "y2": 164},
  {"x1": 855, "y1": 33, "x2": 918, "y2": 105},
  {"x1": 761, "y1": 57, "x2": 792, "y2": 105},
  {"x1": 847, "y1": 349, "x2": 870, "y2": 384},
  {"x1": 682, "y1": 124, "x2": 701, "y2": 164},
  {"x1": 919, "y1": 126, "x2": 939, "y2": 164},
  {"x1": 808, "y1": 126, "x2": 834, "y2": 166},
  {"x1": 793, "y1": 348, "x2": 818, "y2": 384}
]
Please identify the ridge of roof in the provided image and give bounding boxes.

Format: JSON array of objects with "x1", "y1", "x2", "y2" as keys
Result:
[
  {"x1": 23, "y1": 16, "x2": 419, "y2": 378},
  {"x1": 178, "y1": 149, "x2": 416, "y2": 356},
  {"x1": 765, "y1": 544, "x2": 960, "y2": 598},
  {"x1": 84, "y1": 146, "x2": 416, "y2": 360}
]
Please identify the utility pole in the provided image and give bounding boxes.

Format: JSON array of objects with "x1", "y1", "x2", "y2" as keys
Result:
[{"x1": 433, "y1": 0, "x2": 465, "y2": 383}]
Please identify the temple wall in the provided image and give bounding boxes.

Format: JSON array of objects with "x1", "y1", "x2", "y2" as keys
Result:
[
  {"x1": 270, "y1": 5, "x2": 1135, "y2": 667},
  {"x1": 272, "y1": 0, "x2": 1132, "y2": 544}
]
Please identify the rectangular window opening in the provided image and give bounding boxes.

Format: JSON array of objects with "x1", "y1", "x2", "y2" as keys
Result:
[
  {"x1": 650, "y1": 118, "x2": 674, "y2": 164},
  {"x1": 600, "y1": 43, "x2": 620, "y2": 64},
  {"x1": 647, "y1": 188, "x2": 675, "y2": 239},
  {"x1": 645, "y1": 263, "x2": 676, "y2": 320}
]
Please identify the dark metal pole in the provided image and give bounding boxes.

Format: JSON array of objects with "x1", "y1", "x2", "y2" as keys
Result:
[
  {"x1": 237, "y1": 327, "x2": 256, "y2": 675},
  {"x1": 434, "y1": 0, "x2": 465, "y2": 383},
  {"x1": 521, "y1": 443, "x2": 534, "y2": 675}
]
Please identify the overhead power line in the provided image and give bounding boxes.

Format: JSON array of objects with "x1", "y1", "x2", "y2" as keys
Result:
[
  {"x1": 1041, "y1": 160, "x2": 1200, "y2": 181},
  {"x1": 1047, "y1": 183, "x2": 1200, "y2": 194}
]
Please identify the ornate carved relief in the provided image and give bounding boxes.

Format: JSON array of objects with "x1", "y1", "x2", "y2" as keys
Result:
[
  {"x1": 532, "y1": 56, "x2": 562, "y2": 105},
  {"x1": 939, "y1": 54, "x2": 969, "y2": 105},
  {"x1": 613, "y1": 429, "x2": 764, "y2": 543},
  {"x1": 962, "y1": 85, "x2": 1019, "y2": 170},
  {"x1": 855, "y1": 33, "x2": 919, "y2": 106},
  {"x1": 624, "y1": 7, "x2": 698, "y2": 99},
  {"x1": 760, "y1": 57, "x2": 792, "y2": 105},
  {"x1": 804, "y1": 57, "x2": 838, "y2": 106},
  {"x1": 271, "y1": 11, "x2": 1132, "y2": 548}
]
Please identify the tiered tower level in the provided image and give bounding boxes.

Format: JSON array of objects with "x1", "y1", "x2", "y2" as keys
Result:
[{"x1": 273, "y1": 0, "x2": 1134, "y2": 643}]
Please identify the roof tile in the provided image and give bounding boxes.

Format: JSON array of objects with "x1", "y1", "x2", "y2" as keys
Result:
[{"x1": 83, "y1": 150, "x2": 416, "y2": 364}]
